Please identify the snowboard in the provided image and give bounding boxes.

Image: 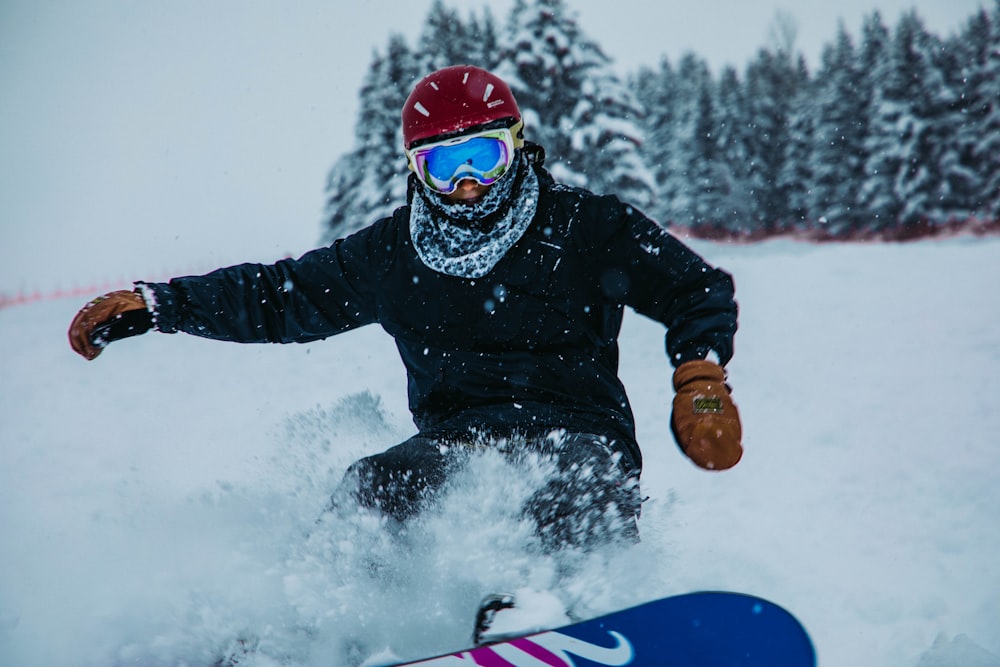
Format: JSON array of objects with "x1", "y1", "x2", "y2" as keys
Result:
[{"x1": 392, "y1": 591, "x2": 815, "y2": 666}]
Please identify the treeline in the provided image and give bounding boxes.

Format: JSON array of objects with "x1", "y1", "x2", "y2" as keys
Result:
[{"x1": 321, "y1": 0, "x2": 1000, "y2": 243}]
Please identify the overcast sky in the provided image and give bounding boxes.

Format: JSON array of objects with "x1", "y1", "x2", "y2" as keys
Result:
[{"x1": 0, "y1": 0, "x2": 986, "y2": 293}]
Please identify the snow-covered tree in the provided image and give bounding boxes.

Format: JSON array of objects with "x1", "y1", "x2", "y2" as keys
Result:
[
  {"x1": 934, "y1": 24, "x2": 982, "y2": 225},
  {"x1": 635, "y1": 57, "x2": 759, "y2": 234},
  {"x1": 742, "y1": 48, "x2": 809, "y2": 229},
  {"x1": 951, "y1": 3, "x2": 1000, "y2": 222},
  {"x1": 417, "y1": 2, "x2": 500, "y2": 71},
  {"x1": 778, "y1": 76, "x2": 816, "y2": 232},
  {"x1": 980, "y1": 1, "x2": 1000, "y2": 221},
  {"x1": 857, "y1": 12, "x2": 901, "y2": 232},
  {"x1": 766, "y1": 9, "x2": 812, "y2": 233},
  {"x1": 654, "y1": 54, "x2": 726, "y2": 228},
  {"x1": 321, "y1": 35, "x2": 418, "y2": 242},
  {"x1": 572, "y1": 49, "x2": 655, "y2": 208},
  {"x1": 418, "y1": 1, "x2": 471, "y2": 70},
  {"x1": 496, "y1": 0, "x2": 653, "y2": 206},
  {"x1": 807, "y1": 24, "x2": 869, "y2": 236},
  {"x1": 466, "y1": 8, "x2": 502, "y2": 70},
  {"x1": 862, "y1": 11, "x2": 959, "y2": 231},
  {"x1": 632, "y1": 58, "x2": 680, "y2": 223},
  {"x1": 712, "y1": 66, "x2": 756, "y2": 232}
]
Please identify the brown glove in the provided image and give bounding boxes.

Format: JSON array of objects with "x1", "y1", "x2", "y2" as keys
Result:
[
  {"x1": 671, "y1": 360, "x2": 743, "y2": 470},
  {"x1": 68, "y1": 290, "x2": 151, "y2": 360}
]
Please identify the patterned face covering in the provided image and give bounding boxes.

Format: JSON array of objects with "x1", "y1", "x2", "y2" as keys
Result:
[{"x1": 409, "y1": 153, "x2": 539, "y2": 279}]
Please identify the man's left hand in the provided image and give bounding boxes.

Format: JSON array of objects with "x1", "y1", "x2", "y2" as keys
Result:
[{"x1": 670, "y1": 360, "x2": 743, "y2": 470}]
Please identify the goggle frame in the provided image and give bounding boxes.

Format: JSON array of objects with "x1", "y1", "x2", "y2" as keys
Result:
[{"x1": 406, "y1": 123, "x2": 522, "y2": 195}]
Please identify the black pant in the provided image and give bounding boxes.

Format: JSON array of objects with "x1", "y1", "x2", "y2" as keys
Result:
[{"x1": 335, "y1": 429, "x2": 641, "y2": 551}]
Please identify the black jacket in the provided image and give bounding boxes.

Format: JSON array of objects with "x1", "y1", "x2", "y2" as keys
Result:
[{"x1": 143, "y1": 162, "x2": 737, "y2": 470}]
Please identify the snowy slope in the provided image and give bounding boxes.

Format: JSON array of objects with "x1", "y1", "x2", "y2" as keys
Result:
[{"x1": 1, "y1": 237, "x2": 999, "y2": 667}]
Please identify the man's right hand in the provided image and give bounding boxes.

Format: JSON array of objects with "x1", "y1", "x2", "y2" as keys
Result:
[{"x1": 68, "y1": 290, "x2": 152, "y2": 360}]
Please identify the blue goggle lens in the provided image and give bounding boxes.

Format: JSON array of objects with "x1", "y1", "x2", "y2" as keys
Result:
[{"x1": 423, "y1": 137, "x2": 506, "y2": 183}]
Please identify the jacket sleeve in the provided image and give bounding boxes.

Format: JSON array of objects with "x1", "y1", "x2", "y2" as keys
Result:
[
  {"x1": 587, "y1": 197, "x2": 738, "y2": 367},
  {"x1": 139, "y1": 223, "x2": 389, "y2": 344}
]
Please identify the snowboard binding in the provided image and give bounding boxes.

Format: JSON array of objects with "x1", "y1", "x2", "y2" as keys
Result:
[{"x1": 472, "y1": 593, "x2": 517, "y2": 646}]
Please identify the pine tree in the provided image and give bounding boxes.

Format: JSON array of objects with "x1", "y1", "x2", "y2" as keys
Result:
[
  {"x1": 496, "y1": 0, "x2": 652, "y2": 205},
  {"x1": 573, "y1": 46, "x2": 654, "y2": 208},
  {"x1": 417, "y1": 2, "x2": 499, "y2": 71},
  {"x1": 860, "y1": 10, "x2": 979, "y2": 234},
  {"x1": 741, "y1": 48, "x2": 808, "y2": 230},
  {"x1": 808, "y1": 24, "x2": 869, "y2": 236},
  {"x1": 713, "y1": 66, "x2": 756, "y2": 232},
  {"x1": 321, "y1": 35, "x2": 419, "y2": 242},
  {"x1": 873, "y1": 11, "x2": 957, "y2": 230},
  {"x1": 636, "y1": 58, "x2": 756, "y2": 233},
  {"x1": 778, "y1": 75, "x2": 816, "y2": 233},
  {"x1": 935, "y1": 23, "x2": 982, "y2": 225},
  {"x1": 632, "y1": 59, "x2": 679, "y2": 223},
  {"x1": 495, "y1": 0, "x2": 578, "y2": 184},
  {"x1": 981, "y1": 1, "x2": 1000, "y2": 221},
  {"x1": 656, "y1": 54, "x2": 720, "y2": 229},
  {"x1": 954, "y1": 2, "x2": 1000, "y2": 222},
  {"x1": 768, "y1": 9, "x2": 814, "y2": 232},
  {"x1": 467, "y1": 8, "x2": 502, "y2": 70},
  {"x1": 918, "y1": 17, "x2": 978, "y2": 226},
  {"x1": 857, "y1": 11, "x2": 901, "y2": 232}
]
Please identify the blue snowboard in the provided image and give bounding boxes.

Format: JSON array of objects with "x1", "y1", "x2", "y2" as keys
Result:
[{"x1": 395, "y1": 591, "x2": 815, "y2": 666}]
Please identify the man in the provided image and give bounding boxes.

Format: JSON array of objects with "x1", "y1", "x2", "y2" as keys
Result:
[{"x1": 69, "y1": 65, "x2": 742, "y2": 552}]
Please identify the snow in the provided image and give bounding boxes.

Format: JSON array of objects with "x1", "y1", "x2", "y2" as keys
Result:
[{"x1": 2, "y1": 236, "x2": 1000, "y2": 666}]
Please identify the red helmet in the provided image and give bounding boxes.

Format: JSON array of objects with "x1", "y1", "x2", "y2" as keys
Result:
[{"x1": 402, "y1": 65, "x2": 522, "y2": 149}]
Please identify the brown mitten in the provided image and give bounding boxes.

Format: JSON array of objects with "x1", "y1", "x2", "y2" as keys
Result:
[
  {"x1": 671, "y1": 360, "x2": 743, "y2": 470},
  {"x1": 68, "y1": 290, "x2": 151, "y2": 360}
]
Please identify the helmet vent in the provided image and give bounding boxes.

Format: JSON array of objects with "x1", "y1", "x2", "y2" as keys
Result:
[
  {"x1": 413, "y1": 102, "x2": 430, "y2": 117},
  {"x1": 483, "y1": 83, "x2": 495, "y2": 102}
]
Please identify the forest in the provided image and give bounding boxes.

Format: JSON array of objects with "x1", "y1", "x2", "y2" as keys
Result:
[{"x1": 321, "y1": 0, "x2": 1000, "y2": 243}]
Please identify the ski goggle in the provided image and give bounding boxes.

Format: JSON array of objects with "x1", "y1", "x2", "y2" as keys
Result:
[{"x1": 406, "y1": 126, "x2": 518, "y2": 195}]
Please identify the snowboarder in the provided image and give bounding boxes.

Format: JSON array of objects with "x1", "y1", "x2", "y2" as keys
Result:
[{"x1": 68, "y1": 65, "x2": 742, "y2": 551}]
